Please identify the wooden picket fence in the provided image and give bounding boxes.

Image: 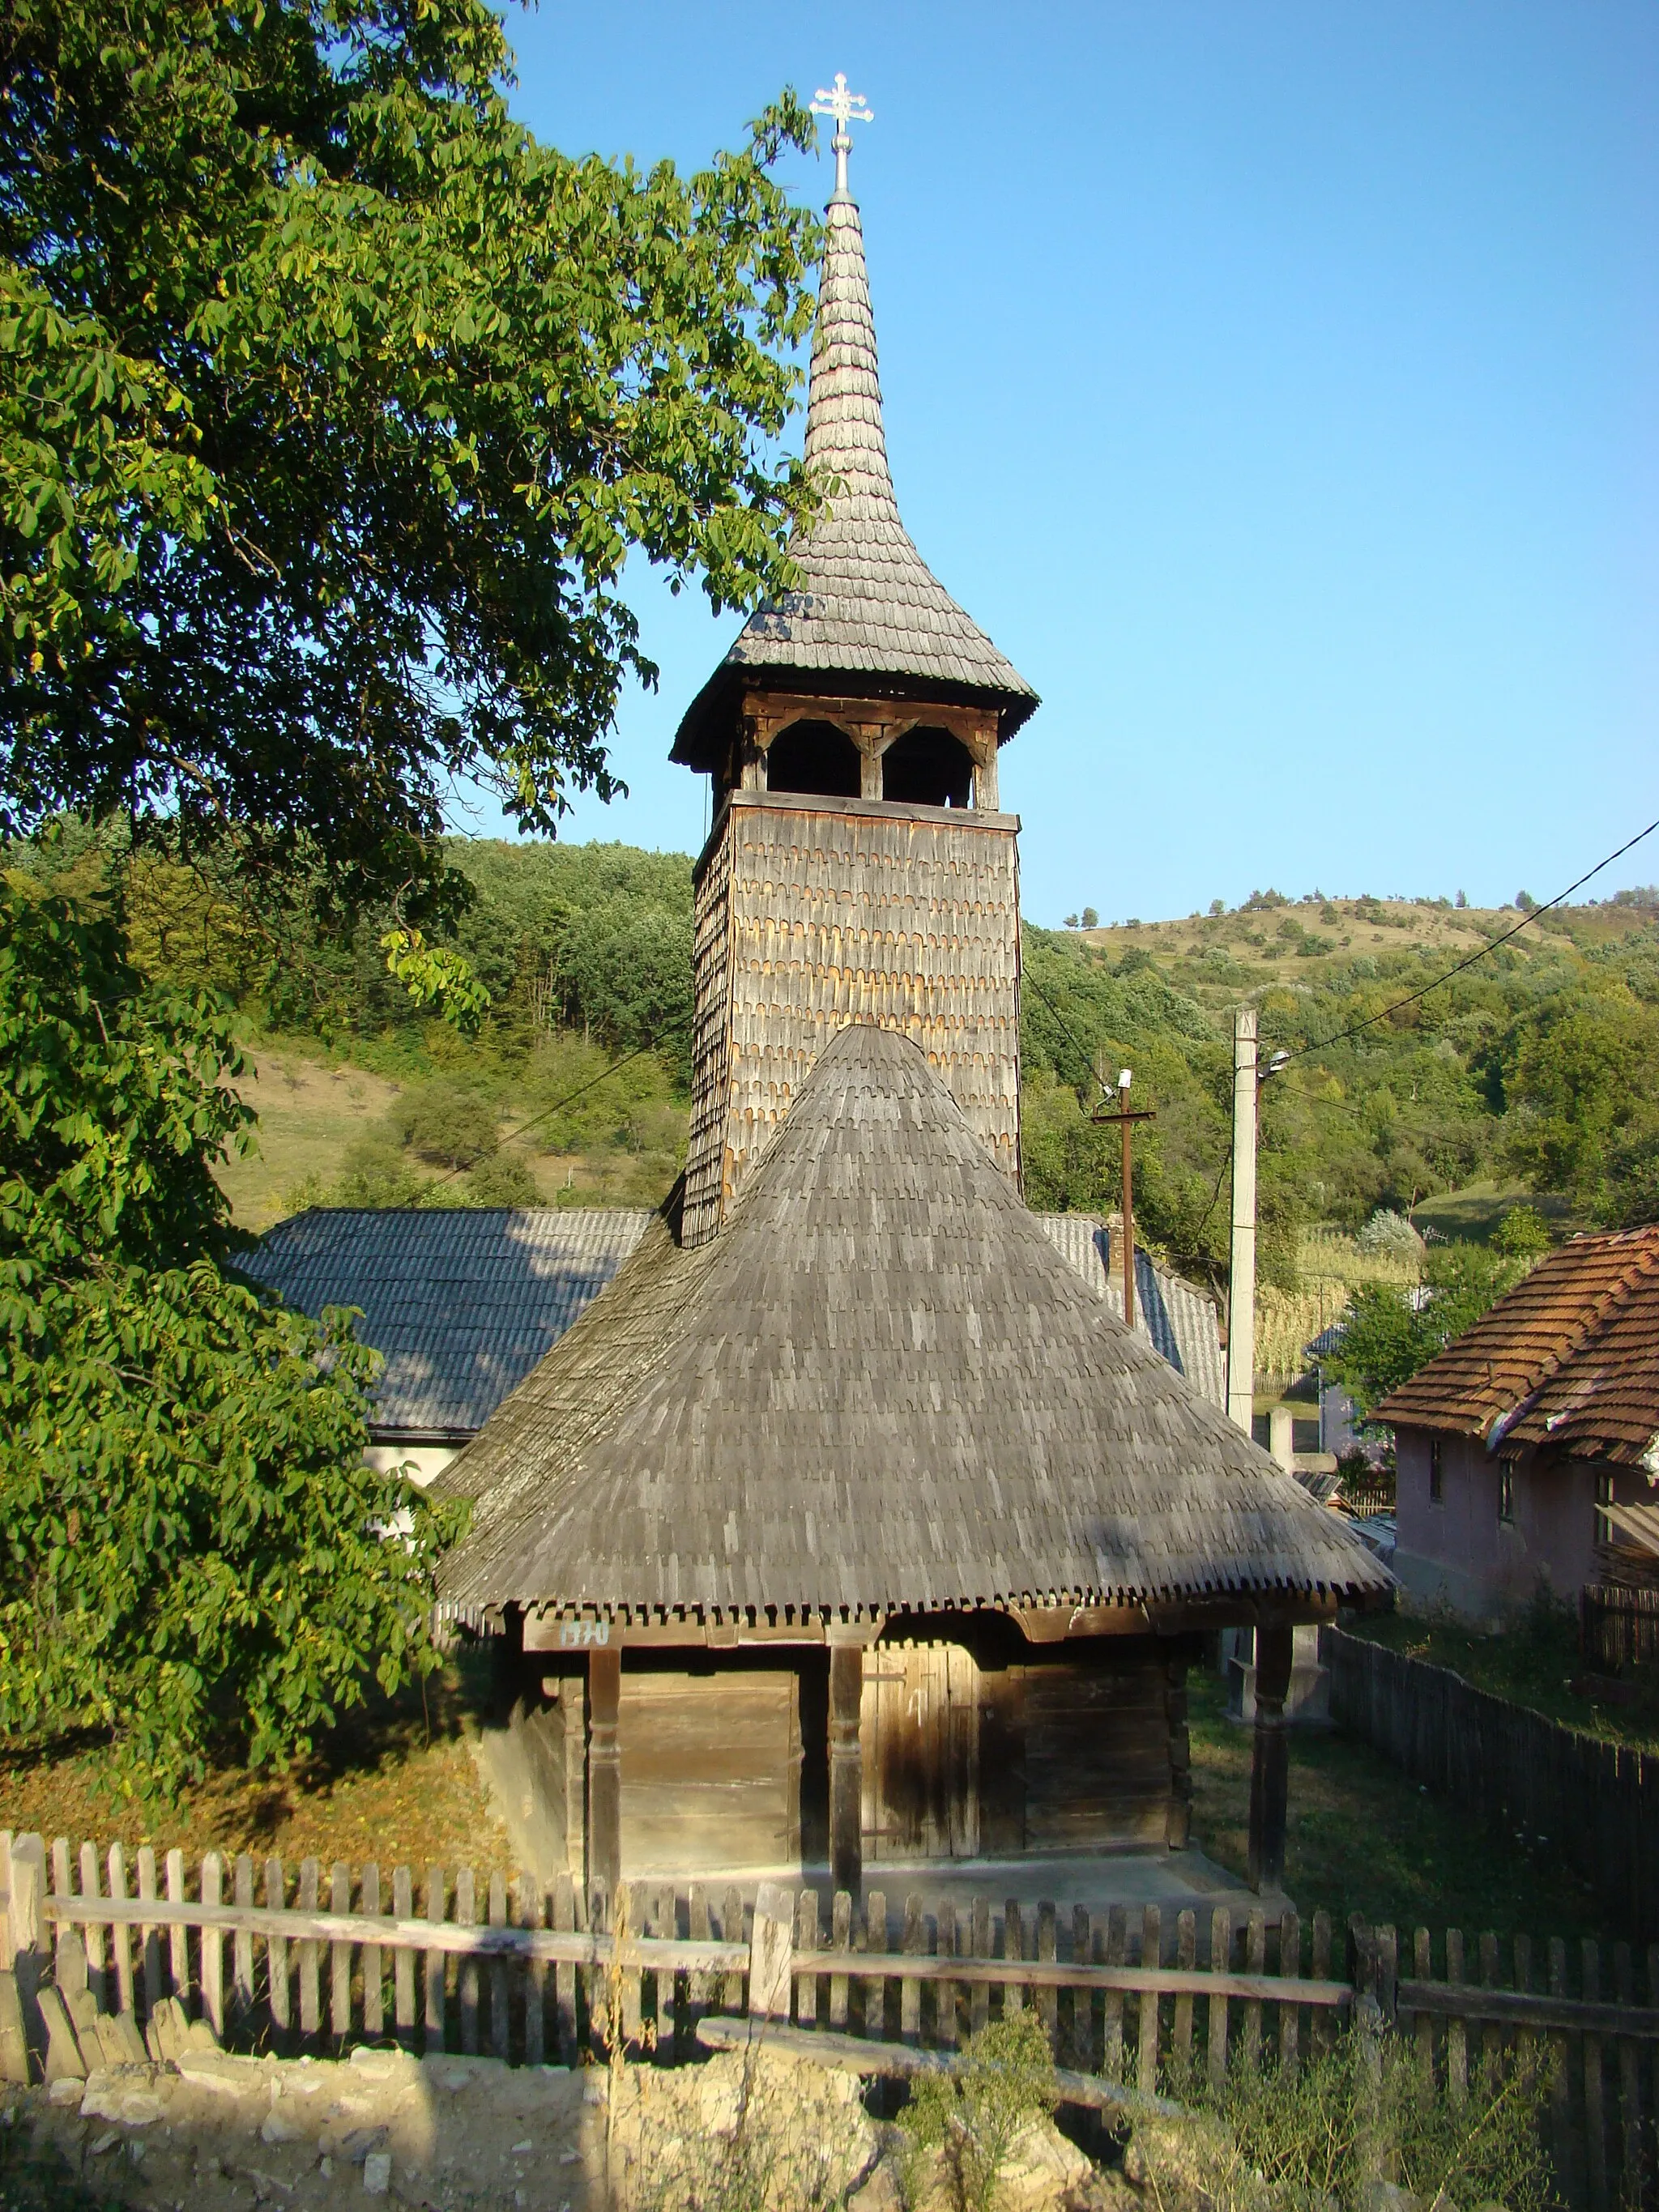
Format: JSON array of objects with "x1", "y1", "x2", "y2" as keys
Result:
[
  {"x1": 6, "y1": 1830, "x2": 1659, "y2": 2207},
  {"x1": 1324, "y1": 1623, "x2": 1659, "y2": 1944},
  {"x1": 1582, "y1": 1583, "x2": 1659, "y2": 1675}
]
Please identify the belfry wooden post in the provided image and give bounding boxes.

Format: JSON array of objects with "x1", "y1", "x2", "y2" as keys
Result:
[
  {"x1": 1247, "y1": 1622, "x2": 1294, "y2": 1893},
  {"x1": 587, "y1": 1646, "x2": 622, "y2": 1894},
  {"x1": 829, "y1": 1642, "x2": 864, "y2": 1899}
]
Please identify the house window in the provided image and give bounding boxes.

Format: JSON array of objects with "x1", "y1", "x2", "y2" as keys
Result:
[
  {"x1": 1596, "y1": 1470, "x2": 1615, "y2": 1546},
  {"x1": 1499, "y1": 1464, "x2": 1515, "y2": 1524},
  {"x1": 1428, "y1": 1438, "x2": 1444, "y2": 1505}
]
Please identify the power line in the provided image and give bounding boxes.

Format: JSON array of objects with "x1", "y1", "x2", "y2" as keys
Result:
[
  {"x1": 1022, "y1": 965, "x2": 1113, "y2": 1100},
  {"x1": 424, "y1": 1039, "x2": 664, "y2": 1191},
  {"x1": 1282, "y1": 813, "x2": 1659, "y2": 1065}
]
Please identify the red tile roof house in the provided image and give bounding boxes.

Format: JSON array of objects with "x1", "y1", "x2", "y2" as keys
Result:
[{"x1": 1378, "y1": 1227, "x2": 1659, "y2": 1623}]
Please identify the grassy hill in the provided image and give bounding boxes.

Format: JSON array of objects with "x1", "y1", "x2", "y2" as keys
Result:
[{"x1": 13, "y1": 823, "x2": 1657, "y2": 1293}]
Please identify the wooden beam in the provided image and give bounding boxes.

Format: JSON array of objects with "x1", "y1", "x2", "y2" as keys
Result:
[
  {"x1": 587, "y1": 1647, "x2": 621, "y2": 1893},
  {"x1": 1247, "y1": 1623, "x2": 1294, "y2": 1894},
  {"x1": 829, "y1": 1644, "x2": 864, "y2": 1900}
]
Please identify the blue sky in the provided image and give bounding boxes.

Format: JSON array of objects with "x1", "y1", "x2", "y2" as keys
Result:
[{"x1": 459, "y1": 1, "x2": 1659, "y2": 927}]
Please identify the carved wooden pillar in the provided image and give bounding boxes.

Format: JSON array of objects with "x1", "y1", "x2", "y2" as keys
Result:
[
  {"x1": 828, "y1": 1643, "x2": 864, "y2": 1898},
  {"x1": 586, "y1": 1645, "x2": 622, "y2": 1893},
  {"x1": 973, "y1": 744, "x2": 1000, "y2": 812},
  {"x1": 1247, "y1": 1622, "x2": 1294, "y2": 1893}
]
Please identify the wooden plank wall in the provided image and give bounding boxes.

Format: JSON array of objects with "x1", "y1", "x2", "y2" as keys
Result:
[
  {"x1": 681, "y1": 797, "x2": 1021, "y2": 1245},
  {"x1": 1324, "y1": 1626, "x2": 1659, "y2": 1941},
  {"x1": 619, "y1": 1671, "x2": 797, "y2": 1877},
  {"x1": 859, "y1": 1646, "x2": 1173, "y2": 1861}
]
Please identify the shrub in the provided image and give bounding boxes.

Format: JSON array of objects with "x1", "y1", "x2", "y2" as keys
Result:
[
  {"x1": 395, "y1": 1081, "x2": 500, "y2": 1168},
  {"x1": 899, "y1": 2009, "x2": 1058, "y2": 2212}
]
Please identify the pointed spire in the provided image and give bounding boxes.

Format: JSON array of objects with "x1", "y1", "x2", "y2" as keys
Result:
[
  {"x1": 801, "y1": 196, "x2": 902, "y2": 528},
  {"x1": 670, "y1": 95, "x2": 1038, "y2": 770}
]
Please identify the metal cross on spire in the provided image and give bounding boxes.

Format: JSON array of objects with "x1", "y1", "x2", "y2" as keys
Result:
[{"x1": 811, "y1": 72, "x2": 873, "y2": 197}]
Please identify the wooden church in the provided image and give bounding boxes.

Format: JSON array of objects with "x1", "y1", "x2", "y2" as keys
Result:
[{"x1": 433, "y1": 104, "x2": 1388, "y2": 1899}]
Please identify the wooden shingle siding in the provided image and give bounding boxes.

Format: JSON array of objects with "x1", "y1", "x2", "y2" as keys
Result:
[{"x1": 683, "y1": 795, "x2": 1021, "y2": 1245}]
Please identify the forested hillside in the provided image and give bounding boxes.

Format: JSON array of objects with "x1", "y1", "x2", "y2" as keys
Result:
[{"x1": 11, "y1": 823, "x2": 1658, "y2": 1281}]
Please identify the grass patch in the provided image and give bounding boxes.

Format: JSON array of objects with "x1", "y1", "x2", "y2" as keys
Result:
[
  {"x1": 1346, "y1": 1600, "x2": 1659, "y2": 1755},
  {"x1": 0, "y1": 1647, "x2": 514, "y2": 1876},
  {"x1": 1187, "y1": 1667, "x2": 1607, "y2": 1942}
]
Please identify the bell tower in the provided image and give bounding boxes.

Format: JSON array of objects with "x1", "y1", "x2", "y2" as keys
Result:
[{"x1": 672, "y1": 81, "x2": 1039, "y2": 1245}]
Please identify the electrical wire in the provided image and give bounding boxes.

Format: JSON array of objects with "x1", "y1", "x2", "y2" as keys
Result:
[
  {"x1": 424, "y1": 1039, "x2": 667, "y2": 1191},
  {"x1": 1022, "y1": 965, "x2": 1114, "y2": 1099},
  {"x1": 1280, "y1": 812, "x2": 1659, "y2": 1066}
]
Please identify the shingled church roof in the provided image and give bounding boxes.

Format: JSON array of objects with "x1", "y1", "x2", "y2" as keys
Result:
[
  {"x1": 672, "y1": 190, "x2": 1038, "y2": 773},
  {"x1": 435, "y1": 1025, "x2": 1387, "y2": 1620}
]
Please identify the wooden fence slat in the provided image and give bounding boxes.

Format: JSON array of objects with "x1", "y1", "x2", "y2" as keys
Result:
[
  {"x1": 1172, "y1": 1910, "x2": 1196, "y2": 2083},
  {"x1": 1311, "y1": 1912, "x2": 1332, "y2": 2057},
  {"x1": 901, "y1": 1894, "x2": 923, "y2": 2048},
  {"x1": 362, "y1": 1864, "x2": 383, "y2": 2039},
  {"x1": 233, "y1": 1856, "x2": 254, "y2": 2023},
  {"x1": 586, "y1": 1881, "x2": 606, "y2": 2058},
  {"x1": 1584, "y1": 1938, "x2": 1608, "y2": 2212},
  {"x1": 1137, "y1": 1905, "x2": 1162, "y2": 2095},
  {"x1": 646, "y1": 1886, "x2": 669, "y2": 2061},
  {"x1": 138, "y1": 1844, "x2": 160, "y2": 2017},
  {"x1": 1278, "y1": 1909, "x2": 1301, "y2": 2079},
  {"x1": 200, "y1": 1854, "x2": 224, "y2": 2040},
  {"x1": 1208, "y1": 1907, "x2": 1230, "y2": 2091},
  {"x1": 165, "y1": 1848, "x2": 188, "y2": 2012},
  {"x1": 863, "y1": 1891, "x2": 886, "y2": 2043},
  {"x1": 1070, "y1": 1907, "x2": 1091, "y2": 2074},
  {"x1": 457, "y1": 1866, "x2": 480, "y2": 2055},
  {"x1": 1103, "y1": 1906, "x2": 1126, "y2": 2084},
  {"x1": 393, "y1": 1869, "x2": 415, "y2": 2044},
  {"x1": 1549, "y1": 1936, "x2": 1576, "y2": 2206},
  {"x1": 938, "y1": 1900, "x2": 959, "y2": 2052},
  {"x1": 331, "y1": 1864, "x2": 352, "y2": 2041},
  {"x1": 78, "y1": 1843, "x2": 104, "y2": 2014},
  {"x1": 520, "y1": 1876, "x2": 544, "y2": 2067},
  {"x1": 831, "y1": 1890, "x2": 851, "y2": 2032},
  {"x1": 1004, "y1": 1899, "x2": 1025, "y2": 2018},
  {"x1": 1411, "y1": 1929, "x2": 1433, "y2": 2076},
  {"x1": 1243, "y1": 1909, "x2": 1265, "y2": 2070},
  {"x1": 50, "y1": 1841, "x2": 70, "y2": 1987},
  {"x1": 1614, "y1": 1941, "x2": 1642, "y2": 2205},
  {"x1": 723, "y1": 1884, "x2": 744, "y2": 2015},
  {"x1": 297, "y1": 1860, "x2": 321, "y2": 2037},
  {"x1": 1037, "y1": 1902, "x2": 1058, "y2": 2053},
  {"x1": 554, "y1": 1873, "x2": 576, "y2": 2061},
  {"x1": 798, "y1": 1890, "x2": 821, "y2": 2034},
  {"x1": 687, "y1": 1882, "x2": 710, "y2": 2020},
  {"x1": 1479, "y1": 1929, "x2": 1501, "y2": 2082},
  {"x1": 265, "y1": 1859, "x2": 289, "y2": 2038},
  {"x1": 424, "y1": 1866, "x2": 446, "y2": 2055},
  {"x1": 970, "y1": 1898, "x2": 992, "y2": 2039},
  {"x1": 1446, "y1": 1928, "x2": 1467, "y2": 2103},
  {"x1": 489, "y1": 1873, "x2": 510, "y2": 2062}
]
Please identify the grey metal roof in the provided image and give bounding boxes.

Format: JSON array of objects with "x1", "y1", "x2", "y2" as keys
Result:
[
  {"x1": 437, "y1": 1025, "x2": 1388, "y2": 1617},
  {"x1": 1034, "y1": 1216, "x2": 1226, "y2": 1407},
  {"x1": 672, "y1": 193, "x2": 1037, "y2": 769},
  {"x1": 245, "y1": 1208, "x2": 653, "y2": 1439}
]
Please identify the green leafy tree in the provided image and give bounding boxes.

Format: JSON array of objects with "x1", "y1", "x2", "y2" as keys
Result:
[
  {"x1": 0, "y1": 883, "x2": 463, "y2": 1790},
  {"x1": 1329, "y1": 1242, "x2": 1529, "y2": 1413},
  {"x1": 1, "y1": 0, "x2": 821, "y2": 923}
]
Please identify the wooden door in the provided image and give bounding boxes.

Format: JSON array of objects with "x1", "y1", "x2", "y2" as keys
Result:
[{"x1": 860, "y1": 1643, "x2": 980, "y2": 1861}]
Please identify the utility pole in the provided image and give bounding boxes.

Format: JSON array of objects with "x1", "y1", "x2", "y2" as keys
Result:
[
  {"x1": 1226, "y1": 1008, "x2": 1258, "y2": 1434},
  {"x1": 1094, "y1": 1066, "x2": 1154, "y2": 1331}
]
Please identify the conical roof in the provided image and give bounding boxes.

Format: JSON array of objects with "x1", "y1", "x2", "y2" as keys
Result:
[
  {"x1": 671, "y1": 194, "x2": 1038, "y2": 771},
  {"x1": 435, "y1": 1025, "x2": 1388, "y2": 1620}
]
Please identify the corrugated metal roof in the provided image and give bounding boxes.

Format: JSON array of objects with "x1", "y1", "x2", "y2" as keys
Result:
[
  {"x1": 672, "y1": 192, "x2": 1035, "y2": 769},
  {"x1": 245, "y1": 1208, "x2": 653, "y2": 1438},
  {"x1": 1033, "y1": 1215, "x2": 1225, "y2": 1406},
  {"x1": 437, "y1": 1025, "x2": 1388, "y2": 1616},
  {"x1": 1377, "y1": 1226, "x2": 1659, "y2": 1468}
]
